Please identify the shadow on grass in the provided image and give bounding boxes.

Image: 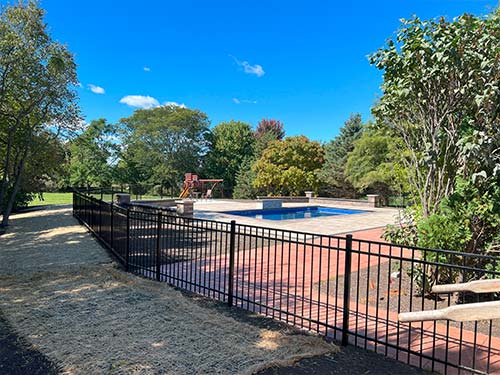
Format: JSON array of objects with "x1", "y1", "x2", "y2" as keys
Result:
[{"x1": 0, "y1": 310, "x2": 59, "y2": 375}]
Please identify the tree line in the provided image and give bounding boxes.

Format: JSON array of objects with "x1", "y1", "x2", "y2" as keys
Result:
[{"x1": 63, "y1": 110, "x2": 391, "y2": 201}]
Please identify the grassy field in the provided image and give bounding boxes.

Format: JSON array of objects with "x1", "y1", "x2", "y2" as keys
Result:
[
  {"x1": 29, "y1": 192, "x2": 73, "y2": 206},
  {"x1": 29, "y1": 192, "x2": 173, "y2": 207}
]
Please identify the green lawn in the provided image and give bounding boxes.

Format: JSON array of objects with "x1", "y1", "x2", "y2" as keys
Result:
[
  {"x1": 29, "y1": 192, "x2": 73, "y2": 206},
  {"x1": 28, "y1": 192, "x2": 174, "y2": 207}
]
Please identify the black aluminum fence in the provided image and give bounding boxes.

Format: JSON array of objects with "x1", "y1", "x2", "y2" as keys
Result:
[{"x1": 73, "y1": 191, "x2": 500, "y2": 375}]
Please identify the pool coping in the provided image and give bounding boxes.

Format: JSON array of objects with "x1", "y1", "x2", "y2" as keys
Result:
[{"x1": 217, "y1": 205, "x2": 371, "y2": 221}]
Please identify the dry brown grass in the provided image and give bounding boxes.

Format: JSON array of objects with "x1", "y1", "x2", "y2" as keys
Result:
[
  {"x1": 0, "y1": 207, "x2": 337, "y2": 374},
  {"x1": 0, "y1": 207, "x2": 111, "y2": 275}
]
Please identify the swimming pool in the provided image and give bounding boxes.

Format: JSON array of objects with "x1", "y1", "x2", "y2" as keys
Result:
[{"x1": 223, "y1": 206, "x2": 366, "y2": 221}]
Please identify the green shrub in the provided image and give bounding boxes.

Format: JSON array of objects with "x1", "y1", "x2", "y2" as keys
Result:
[
  {"x1": 383, "y1": 208, "x2": 419, "y2": 246},
  {"x1": 1, "y1": 188, "x2": 35, "y2": 214},
  {"x1": 383, "y1": 178, "x2": 500, "y2": 296}
]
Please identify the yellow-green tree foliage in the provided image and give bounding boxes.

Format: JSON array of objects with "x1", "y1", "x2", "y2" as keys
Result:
[{"x1": 253, "y1": 136, "x2": 324, "y2": 196}]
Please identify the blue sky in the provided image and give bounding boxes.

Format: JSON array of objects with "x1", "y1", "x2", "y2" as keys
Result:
[{"x1": 38, "y1": 0, "x2": 497, "y2": 141}]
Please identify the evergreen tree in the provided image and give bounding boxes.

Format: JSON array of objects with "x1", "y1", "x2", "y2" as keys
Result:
[{"x1": 319, "y1": 113, "x2": 364, "y2": 197}]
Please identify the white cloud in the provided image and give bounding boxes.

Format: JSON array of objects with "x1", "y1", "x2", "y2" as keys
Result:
[
  {"x1": 119, "y1": 95, "x2": 160, "y2": 109},
  {"x1": 88, "y1": 84, "x2": 105, "y2": 94},
  {"x1": 163, "y1": 101, "x2": 186, "y2": 108},
  {"x1": 144, "y1": 66, "x2": 151, "y2": 72},
  {"x1": 119, "y1": 96, "x2": 187, "y2": 109},
  {"x1": 241, "y1": 61, "x2": 264, "y2": 77},
  {"x1": 231, "y1": 55, "x2": 265, "y2": 77},
  {"x1": 233, "y1": 97, "x2": 257, "y2": 104}
]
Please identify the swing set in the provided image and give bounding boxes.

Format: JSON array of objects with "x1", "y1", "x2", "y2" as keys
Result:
[{"x1": 179, "y1": 173, "x2": 224, "y2": 199}]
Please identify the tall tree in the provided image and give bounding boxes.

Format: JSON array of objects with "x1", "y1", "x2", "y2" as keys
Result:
[
  {"x1": 255, "y1": 119, "x2": 285, "y2": 140},
  {"x1": 118, "y1": 105, "x2": 209, "y2": 187},
  {"x1": 69, "y1": 119, "x2": 116, "y2": 188},
  {"x1": 204, "y1": 120, "x2": 254, "y2": 196},
  {"x1": 253, "y1": 136, "x2": 324, "y2": 196},
  {"x1": 0, "y1": 1, "x2": 80, "y2": 228},
  {"x1": 345, "y1": 128, "x2": 405, "y2": 201},
  {"x1": 318, "y1": 113, "x2": 364, "y2": 198},
  {"x1": 370, "y1": 11, "x2": 500, "y2": 217},
  {"x1": 233, "y1": 157, "x2": 259, "y2": 199}
]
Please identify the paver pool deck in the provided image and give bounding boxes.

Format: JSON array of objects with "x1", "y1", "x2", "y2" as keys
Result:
[{"x1": 193, "y1": 200, "x2": 399, "y2": 235}]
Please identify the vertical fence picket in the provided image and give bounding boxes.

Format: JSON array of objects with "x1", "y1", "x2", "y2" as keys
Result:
[
  {"x1": 110, "y1": 202, "x2": 114, "y2": 249},
  {"x1": 156, "y1": 211, "x2": 162, "y2": 282},
  {"x1": 227, "y1": 220, "x2": 236, "y2": 307},
  {"x1": 126, "y1": 208, "x2": 130, "y2": 272},
  {"x1": 342, "y1": 234, "x2": 353, "y2": 346}
]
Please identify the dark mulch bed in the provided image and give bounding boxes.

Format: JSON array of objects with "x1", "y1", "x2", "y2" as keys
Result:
[
  {"x1": 257, "y1": 346, "x2": 431, "y2": 374},
  {"x1": 0, "y1": 310, "x2": 59, "y2": 375},
  {"x1": 318, "y1": 259, "x2": 500, "y2": 338}
]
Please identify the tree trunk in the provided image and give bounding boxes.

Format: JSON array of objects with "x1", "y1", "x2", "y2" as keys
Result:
[
  {"x1": 0, "y1": 146, "x2": 29, "y2": 228},
  {"x1": 0, "y1": 125, "x2": 16, "y2": 214}
]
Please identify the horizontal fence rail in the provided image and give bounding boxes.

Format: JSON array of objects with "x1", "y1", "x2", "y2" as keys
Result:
[{"x1": 73, "y1": 190, "x2": 500, "y2": 375}]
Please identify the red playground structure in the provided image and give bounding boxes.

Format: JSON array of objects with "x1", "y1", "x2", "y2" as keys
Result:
[{"x1": 179, "y1": 173, "x2": 223, "y2": 199}]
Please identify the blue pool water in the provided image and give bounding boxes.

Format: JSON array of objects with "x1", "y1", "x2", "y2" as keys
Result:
[{"x1": 224, "y1": 206, "x2": 366, "y2": 221}]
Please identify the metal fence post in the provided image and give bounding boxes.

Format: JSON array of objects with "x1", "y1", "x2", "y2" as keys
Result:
[
  {"x1": 156, "y1": 211, "x2": 162, "y2": 282},
  {"x1": 90, "y1": 197, "x2": 94, "y2": 229},
  {"x1": 98, "y1": 199, "x2": 102, "y2": 236},
  {"x1": 227, "y1": 220, "x2": 236, "y2": 307},
  {"x1": 342, "y1": 234, "x2": 353, "y2": 346},
  {"x1": 125, "y1": 208, "x2": 130, "y2": 272},
  {"x1": 110, "y1": 201, "x2": 114, "y2": 250}
]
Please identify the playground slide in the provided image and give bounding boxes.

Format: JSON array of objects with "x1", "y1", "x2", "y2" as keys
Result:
[{"x1": 179, "y1": 187, "x2": 189, "y2": 199}]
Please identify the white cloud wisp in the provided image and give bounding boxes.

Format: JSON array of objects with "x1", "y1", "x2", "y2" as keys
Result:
[
  {"x1": 88, "y1": 84, "x2": 105, "y2": 94},
  {"x1": 231, "y1": 55, "x2": 265, "y2": 77},
  {"x1": 233, "y1": 97, "x2": 257, "y2": 104}
]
